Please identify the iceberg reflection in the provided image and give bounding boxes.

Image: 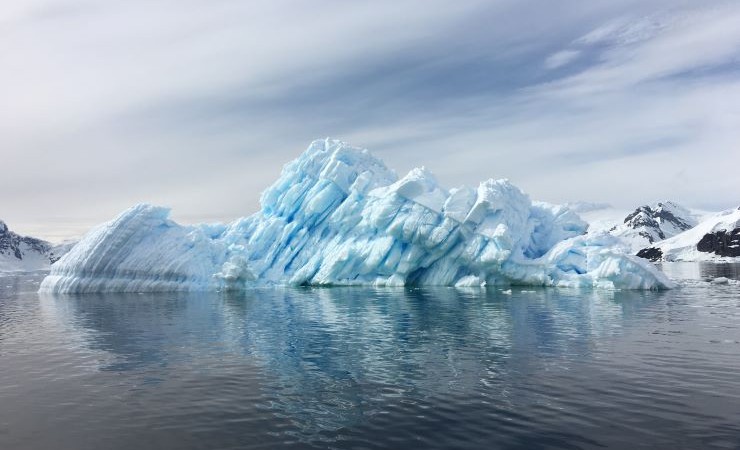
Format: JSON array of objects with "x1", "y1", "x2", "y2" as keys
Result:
[{"x1": 40, "y1": 287, "x2": 662, "y2": 436}]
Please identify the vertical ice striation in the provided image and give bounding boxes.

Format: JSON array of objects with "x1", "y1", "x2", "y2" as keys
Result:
[
  {"x1": 41, "y1": 204, "x2": 247, "y2": 292},
  {"x1": 40, "y1": 138, "x2": 674, "y2": 292}
]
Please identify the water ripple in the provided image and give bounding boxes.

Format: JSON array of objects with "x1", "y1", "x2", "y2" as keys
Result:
[{"x1": 1, "y1": 266, "x2": 740, "y2": 449}]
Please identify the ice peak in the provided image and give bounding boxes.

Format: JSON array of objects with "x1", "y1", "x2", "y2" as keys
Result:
[{"x1": 260, "y1": 138, "x2": 397, "y2": 217}]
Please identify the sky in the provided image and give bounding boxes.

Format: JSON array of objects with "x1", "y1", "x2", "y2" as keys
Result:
[{"x1": 2, "y1": 0, "x2": 739, "y2": 241}]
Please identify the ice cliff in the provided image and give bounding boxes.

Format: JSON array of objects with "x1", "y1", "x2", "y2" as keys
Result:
[{"x1": 40, "y1": 139, "x2": 674, "y2": 293}]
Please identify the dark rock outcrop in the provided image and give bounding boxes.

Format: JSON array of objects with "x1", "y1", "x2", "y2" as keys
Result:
[
  {"x1": 697, "y1": 228, "x2": 740, "y2": 257},
  {"x1": 636, "y1": 247, "x2": 663, "y2": 262}
]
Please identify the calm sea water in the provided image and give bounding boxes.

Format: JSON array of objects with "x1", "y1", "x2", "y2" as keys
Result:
[{"x1": 1, "y1": 264, "x2": 740, "y2": 450}]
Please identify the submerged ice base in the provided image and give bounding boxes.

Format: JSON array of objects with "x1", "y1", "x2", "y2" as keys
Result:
[{"x1": 40, "y1": 139, "x2": 674, "y2": 293}]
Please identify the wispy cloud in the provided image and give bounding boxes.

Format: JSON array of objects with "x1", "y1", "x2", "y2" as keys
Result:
[
  {"x1": 544, "y1": 50, "x2": 581, "y2": 70},
  {"x1": 1, "y1": 0, "x2": 739, "y2": 239}
]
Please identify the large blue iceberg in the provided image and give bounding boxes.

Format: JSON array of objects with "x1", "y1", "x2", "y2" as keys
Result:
[{"x1": 40, "y1": 139, "x2": 673, "y2": 292}]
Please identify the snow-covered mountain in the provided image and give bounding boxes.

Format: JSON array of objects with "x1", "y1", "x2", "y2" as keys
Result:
[
  {"x1": 576, "y1": 201, "x2": 705, "y2": 253},
  {"x1": 636, "y1": 208, "x2": 740, "y2": 261},
  {"x1": 0, "y1": 220, "x2": 73, "y2": 272},
  {"x1": 40, "y1": 139, "x2": 672, "y2": 293},
  {"x1": 609, "y1": 201, "x2": 700, "y2": 252}
]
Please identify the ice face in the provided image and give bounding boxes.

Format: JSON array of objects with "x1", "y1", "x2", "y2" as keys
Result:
[
  {"x1": 39, "y1": 139, "x2": 675, "y2": 292},
  {"x1": 40, "y1": 204, "x2": 242, "y2": 292}
]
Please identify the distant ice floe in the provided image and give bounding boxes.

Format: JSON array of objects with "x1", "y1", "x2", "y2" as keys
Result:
[{"x1": 40, "y1": 139, "x2": 674, "y2": 293}]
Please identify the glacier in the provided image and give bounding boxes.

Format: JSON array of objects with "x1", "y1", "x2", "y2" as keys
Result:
[{"x1": 40, "y1": 139, "x2": 674, "y2": 293}]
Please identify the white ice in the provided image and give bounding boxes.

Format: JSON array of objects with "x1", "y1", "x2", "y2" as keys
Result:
[{"x1": 40, "y1": 139, "x2": 674, "y2": 293}]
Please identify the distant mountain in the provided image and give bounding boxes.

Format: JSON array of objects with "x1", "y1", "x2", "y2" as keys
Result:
[
  {"x1": 611, "y1": 201, "x2": 698, "y2": 251},
  {"x1": 575, "y1": 201, "x2": 701, "y2": 253},
  {"x1": 637, "y1": 207, "x2": 740, "y2": 261},
  {"x1": 0, "y1": 220, "x2": 73, "y2": 272}
]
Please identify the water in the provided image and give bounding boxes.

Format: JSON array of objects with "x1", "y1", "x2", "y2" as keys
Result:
[{"x1": 1, "y1": 264, "x2": 740, "y2": 450}]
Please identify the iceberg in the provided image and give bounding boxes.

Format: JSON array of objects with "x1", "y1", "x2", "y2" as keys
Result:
[{"x1": 40, "y1": 139, "x2": 674, "y2": 293}]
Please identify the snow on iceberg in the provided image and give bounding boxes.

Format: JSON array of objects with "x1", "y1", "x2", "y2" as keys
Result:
[{"x1": 40, "y1": 139, "x2": 674, "y2": 293}]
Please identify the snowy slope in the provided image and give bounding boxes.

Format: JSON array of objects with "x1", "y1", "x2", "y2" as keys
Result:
[
  {"x1": 40, "y1": 139, "x2": 673, "y2": 293},
  {"x1": 568, "y1": 203, "x2": 628, "y2": 235},
  {"x1": 636, "y1": 208, "x2": 740, "y2": 261},
  {"x1": 575, "y1": 201, "x2": 707, "y2": 253},
  {"x1": 0, "y1": 221, "x2": 73, "y2": 272},
  {"x1": 608, "y1": 202, "x2": 699, "y2": 252}
]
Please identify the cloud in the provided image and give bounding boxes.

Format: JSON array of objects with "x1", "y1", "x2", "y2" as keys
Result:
[
  {"x1": 1, "y1": 0, "x2": 739, "y2": 239},
  {"x1": 544, "y1": 50, "x2": 581, "y2": 69}
]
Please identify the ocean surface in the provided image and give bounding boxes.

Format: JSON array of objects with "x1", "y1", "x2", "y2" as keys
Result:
[{"x1": 1, "y1": 263, "x2": 739, "y2": 450}]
